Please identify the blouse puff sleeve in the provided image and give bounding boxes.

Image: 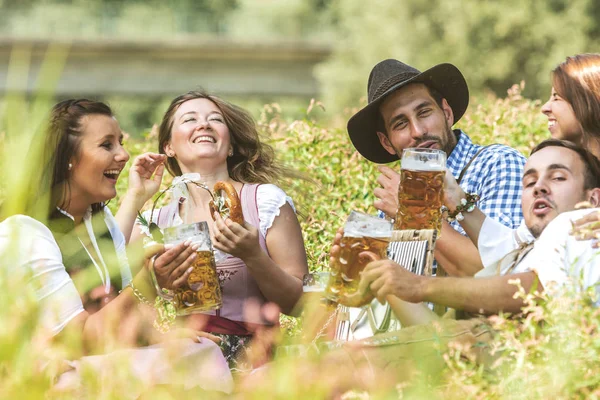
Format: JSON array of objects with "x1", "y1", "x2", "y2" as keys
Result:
[
  {"x1": 256, "y1": 184, "x2": 295, "y2": 238},
  {"x1": 0, "y1": 215, "x2": 84, "y2": 335},
  {"x1": 138, "y1": 184, "x2": 295, "y2": 239}
]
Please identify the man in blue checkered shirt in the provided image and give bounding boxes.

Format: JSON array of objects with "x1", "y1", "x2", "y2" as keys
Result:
[{"x1": 347, "y1": 59, "x2": 525, "y2": 276}]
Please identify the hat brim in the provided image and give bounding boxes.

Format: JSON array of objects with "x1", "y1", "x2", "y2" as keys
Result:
[{"x1": 347, "y1": 63, "x2": 469, "y2": 163}]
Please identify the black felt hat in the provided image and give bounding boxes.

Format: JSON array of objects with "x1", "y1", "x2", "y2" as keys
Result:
[{"x1": 347, "y1": 59, "x2": 469, "y2": 163}]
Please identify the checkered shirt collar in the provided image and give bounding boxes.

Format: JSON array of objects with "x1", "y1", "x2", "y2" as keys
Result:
[{"x1": 446, "y1": 130, "x2": 481, "y2": 176}]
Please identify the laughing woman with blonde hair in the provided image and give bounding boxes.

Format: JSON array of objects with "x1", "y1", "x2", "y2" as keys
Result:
[{"x1": 131, "y1": 90, "x2": 309, "y2": 367}]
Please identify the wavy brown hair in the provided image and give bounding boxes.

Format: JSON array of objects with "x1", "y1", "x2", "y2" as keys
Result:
[
  {"x1": 552, "y1": 53, "x2": 600, "y2": 149},
  {"x1": 158, "y1": 90, "x2": 295, "y2": 184}
]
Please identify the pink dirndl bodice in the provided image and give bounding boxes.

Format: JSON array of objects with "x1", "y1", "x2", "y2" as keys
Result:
[{"x1": 156, "y1": 183, "x2": 270, "y2": 330}]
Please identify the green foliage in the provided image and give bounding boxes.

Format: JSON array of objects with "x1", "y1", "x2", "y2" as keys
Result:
[
  {"x1": 438, "y1": 284, "x2": 600, "y2": 399},
  {"x1": 226, "y1": 0, "x2": 333, "y2": 39},
  {"x1": 316, "y1": 0, "x2": 600, "y2": 113},
  {"x1": 0, "y1": 57, "x2": 596, "y2": 396},
  {"x1": 0, "y1": 0, "x2": 239, "y2": 38}
]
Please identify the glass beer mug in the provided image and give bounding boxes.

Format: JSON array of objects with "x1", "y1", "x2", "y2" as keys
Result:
[
  {"x1": 325, "y1": 211, "x2": 392, "y2": 307},
  {"x1": 162, "y1": 222, "x2": 222, "y2": 315},
  {"x1": 395, "y1": 148, "x2": 446, "y2": 235}
]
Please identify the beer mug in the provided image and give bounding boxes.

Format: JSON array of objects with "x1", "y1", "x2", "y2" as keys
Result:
[
  {"x1": 325, "y1": 211, "x2": 392, "y2": 307},
  {"x1": 395, "y1": 148, "x2": 446, "y2": 235},
  {"x1": 162, "y1": 222, "x2": 222, "y2": 315}
]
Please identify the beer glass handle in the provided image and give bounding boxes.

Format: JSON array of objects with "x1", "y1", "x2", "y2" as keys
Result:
[{"x1": 149, "y1": 256, "x2": 175, "y2": 300}]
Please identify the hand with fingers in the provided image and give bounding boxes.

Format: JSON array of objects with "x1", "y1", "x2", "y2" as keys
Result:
[
  {"x1": 149, "y1": 241, "x2": 199, "y2": 290},
  {"x1": 373, "y1": 165, "x2": 400, "y2": 219},
  {"x1": 212, "y1": 212, "x2": 262, "y2": 260},
  {"x1": 570, "y1": 209, "x2": 600, "y2": 247},
  {"x1": 443, "y1": 169, "x2": 466, "y2": 211},
  {"x1": 328, "y1": 226, "x2": 345, "y2": 265},
  {"x1": 127, "y1": 152, "x2": 166, "y2": 206},
  {"x1": 357, "y1": 252, "x2": 424, "y2": 304}
]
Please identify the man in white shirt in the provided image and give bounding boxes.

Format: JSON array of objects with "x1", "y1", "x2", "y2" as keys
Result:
[
  {"x1": 357, "y1": 139, "x2": 600, "y2": 322},
  {"x1": 319, "y1": 140, "x2": 600, "y2": 385},
  {"x1": 329, "y1": 139, "x2": 600, "y2": 343}
]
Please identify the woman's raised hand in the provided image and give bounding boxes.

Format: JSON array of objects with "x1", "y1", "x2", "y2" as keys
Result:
[
  {"x1": 127, "y1": 152, "x2": 166, "y2": 207},
  {"x1": 212, "y1": 212, "x2": 261, "y2": 260}
]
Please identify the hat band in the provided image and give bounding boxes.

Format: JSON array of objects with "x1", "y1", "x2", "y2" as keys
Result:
[{"x1": 371, "y1": 71, "x2": 419, "y2": 102}]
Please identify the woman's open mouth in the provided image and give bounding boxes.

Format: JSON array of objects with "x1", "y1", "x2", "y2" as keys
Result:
[{"x1": 103, "y1": 169, "x2": 121, "y2": 182}]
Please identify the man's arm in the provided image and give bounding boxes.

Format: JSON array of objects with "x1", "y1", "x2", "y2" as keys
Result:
[
  {"x1": 359, "y1": 258, "x2": 541, "y2": 314},
  {"x1": 419, "y1": 272, "x2": 539, "y2": 314},
  {"x1": 386, "y1": 296, "x2": 440, "y2": 327},
  {"x1": 475, "y1": 148, "x2": 525, "y2": 235},
  {"x1": 434, "y1": 221, "x2": 484, "y2": 276},
  {"x1": 435, "y1": 148, "x2": 525, "y2": 276},
  {"x1": 434, "y1": 171, "x2": 489, "y2": 276}
]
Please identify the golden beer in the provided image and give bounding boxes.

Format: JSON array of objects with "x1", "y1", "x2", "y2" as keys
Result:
[
  {"x1": 395, "y1": 168, "x2": 445, "y2": 233},
  {"x1": 394, "y1": 148, "x2": 446, "y2": 235},
  {"x1": 326, "y1": 235, "x2": 390, "y2": 307},
  {"x1": 174, "y1": 250, "x2": 222, "y2": 315},
  {"x1": 162, "y1": 221, "x2": 222, "y2": 315},
  {"x1": 325, "y1": 211, "x2": 392, "y2": 307}
]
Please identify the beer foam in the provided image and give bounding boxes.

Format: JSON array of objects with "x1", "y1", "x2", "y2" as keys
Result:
[
  {"x1": 344, "y1": 219, "x2": 392, "y2": 238},
  {"x1": 163, "y1": 222, "x2": 212, "y2": 251},
  {"x1": 401, "y1": 157, "x2": 445, "y2": 171}
]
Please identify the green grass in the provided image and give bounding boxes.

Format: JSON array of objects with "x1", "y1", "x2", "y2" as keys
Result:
[{"x1": 2, "y1": 80, "x2": 600, "y2": 398}]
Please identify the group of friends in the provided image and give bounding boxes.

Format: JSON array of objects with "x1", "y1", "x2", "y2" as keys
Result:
[{"x1": 2, "y1": 52, "x2": 600, "y2": 394}]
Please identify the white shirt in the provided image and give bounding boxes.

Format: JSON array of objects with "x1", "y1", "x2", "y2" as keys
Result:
[
  {"x1": 478, "y1": 217, "x2": 535, "y2": 270},
  {"x1": 477, "y1": 209, "x2": 600, "y2": 303},
  {"x1": 0, "y1": 207, "x2": 132, "y2": 335},
  {"x1": 510, "y1": 209, "x2": 600, "y2": 301}
]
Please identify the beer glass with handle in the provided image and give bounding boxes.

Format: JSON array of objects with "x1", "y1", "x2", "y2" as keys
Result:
[
  {"x1": 326, "y1": 211, "x2": 392, "y2": 307},
  {"x1": 395, "y1": 148, "x2": 446, "y2": 235},
  {"x1": 162, "y1": 222, "x2": 223, "y2": 315}
]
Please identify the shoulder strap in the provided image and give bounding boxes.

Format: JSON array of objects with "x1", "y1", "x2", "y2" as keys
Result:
[
  {"x1": 156, "y1": 198, "x2": 181, "y2": 229},
  {"x1": 240, "y1": 183, "x2": 261, "y2": 226},
  {"x1": 457, "y1": 145, "x2": 492, "y2": 184}
]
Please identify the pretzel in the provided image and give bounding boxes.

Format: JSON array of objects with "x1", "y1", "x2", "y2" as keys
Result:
[{"x1": 209, "y1": 181, "x2": 243, "y2": 224}]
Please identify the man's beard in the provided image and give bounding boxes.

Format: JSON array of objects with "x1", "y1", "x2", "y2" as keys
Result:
[
  {"x1": 528, "y1": 223, "x2": 544, "y2": 239},
  {"x1": 526, "y1": 194, "x2": 587, "y2": 239},
  {"x1": 412, "y1": 123, "x2": 457, "y2": 156}
]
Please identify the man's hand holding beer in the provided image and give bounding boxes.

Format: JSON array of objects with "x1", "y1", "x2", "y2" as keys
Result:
[
  {"x1": 356, "y1": 253, "x2": 424, "y2": 305},
  {"x1": 442, "y1": 170, "x2": 467, "y2": 212},
  {"x1": 374, "y1": 165, "x2": 400, "y2": 219},
  {"x1": 330, "y1": 228, "x2": 422, "y2": 304}
]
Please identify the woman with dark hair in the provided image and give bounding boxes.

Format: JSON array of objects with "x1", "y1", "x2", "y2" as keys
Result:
[
  {"x1": 545, "y1": 54, "x2": 600, "y2": 246},
  {"x1": 542, "y1": 53, "x2": 600, "y2": 156},
  {"x1": 0, "y1": 99, "x2": 232, "y2": 395},
  {"x1": 131, "y1": 90, "x2": 309, "y2": 366}
]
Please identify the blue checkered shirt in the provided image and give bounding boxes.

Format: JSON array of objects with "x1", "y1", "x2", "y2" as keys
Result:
[
  {"x1": 378, "y1": 130, "x2": 525, "y2": 235},
  {"x1": 446, "y1": 130, "x2": 525, "y2": 235}
]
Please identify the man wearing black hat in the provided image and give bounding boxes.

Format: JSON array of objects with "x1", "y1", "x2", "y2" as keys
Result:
[{"x1": 347, "y1": 59, "x2": 526, "y2": 276}]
